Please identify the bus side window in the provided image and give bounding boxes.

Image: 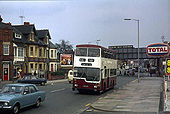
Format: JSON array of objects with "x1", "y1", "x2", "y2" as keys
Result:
[
  {"x1": 101, "y1": 69, "x2": 104, "y2": 79},
  {"x1": 105, "y1": 69, "x2": 109, "y2": 78}
]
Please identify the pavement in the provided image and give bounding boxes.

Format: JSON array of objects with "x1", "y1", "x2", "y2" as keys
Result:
[
  {"x1": 0, "y1": 79, "x2": 68, "y2": 89},
  {"x1": 90, "y1": 77, "x2": 163, "y2": 114},
  {"x1": 165, "y1": 79, "x2": 170, "y2": 112}
]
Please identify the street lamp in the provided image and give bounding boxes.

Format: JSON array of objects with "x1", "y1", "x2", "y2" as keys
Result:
[{"x1": 124, "y1": 18, "x2": 140, "y2": 83}]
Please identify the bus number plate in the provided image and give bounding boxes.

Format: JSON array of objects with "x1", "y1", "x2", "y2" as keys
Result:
[{"x1": 83, "y1": 85, "x2": 88, "y2": 87}]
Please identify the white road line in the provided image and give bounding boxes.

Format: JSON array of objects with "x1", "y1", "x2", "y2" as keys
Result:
[{"x1": 50, "y1": 88, "x2": 65, "y2": 93}]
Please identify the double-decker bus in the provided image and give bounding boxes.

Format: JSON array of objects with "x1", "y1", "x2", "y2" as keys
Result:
[{"x1": 72, "y1": 44, "x2": 117, "y2": 93}]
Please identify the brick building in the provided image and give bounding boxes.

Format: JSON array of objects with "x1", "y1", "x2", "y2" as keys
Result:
[{"x1": 0, "y1": 16, "x2": 14, "y2": 81}]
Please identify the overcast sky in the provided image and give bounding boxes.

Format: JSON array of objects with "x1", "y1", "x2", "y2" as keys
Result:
[{"x1": 0, "y1": 0, "x2": 170, "y2": 48}]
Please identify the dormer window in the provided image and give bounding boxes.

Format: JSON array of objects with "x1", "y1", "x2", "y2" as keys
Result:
[
  {"x1": 15, "y1": 33, "x2": 22, "y2": 39},
  {"x1": 30, "y1": 32, "x2": 34, "y2": 41},
  {"x1": 46, "y1": 36, "x2": 49, "y2": 44}
]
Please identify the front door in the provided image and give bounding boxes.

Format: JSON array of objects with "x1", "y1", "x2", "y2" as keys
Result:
[
  {"x1": 3, "y1": 68, "x2": 9, "y2": 81},
  {"x1": 51, "y1": 64, "x2": 53, "y2": 72}
]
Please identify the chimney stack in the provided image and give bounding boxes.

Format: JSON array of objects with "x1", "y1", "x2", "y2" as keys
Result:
[
  {"x1": 7, "y1": 22, "x2": 11, "y2": 25},
  {"x1": 24, "y1": 22, "x2": 30, "y2": 25},
  {"x1": 0, "y1": 15, "x2": 3, "y2": 22}
]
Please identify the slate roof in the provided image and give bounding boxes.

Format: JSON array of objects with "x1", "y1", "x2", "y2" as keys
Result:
[
  {"x1": 37, "y1": 29, "x2": 51, "y2": 39},
  {"x1": 49, "y1": 41, "x2": 57, "y2": 49},
  {"x1": 12, "y1": 27, "x2": 27, "y2": 44},
  {"x1": 0, "y1": 22, "x2": 13, "y2": 29},
  {"x1": 12, "y1": 24, "x2": 47, "y2": 46},
  {"x1": 12, "y1": 24, "x2": 37, "y2": 35}
]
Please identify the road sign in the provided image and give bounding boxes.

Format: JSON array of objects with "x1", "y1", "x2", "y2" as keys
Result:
[
  {"x1": 167, "y1": 58, "x2": 170, "y2": 76},
  {"x1": 147, "y1": 43, "x2": 169, "y2": 56}
]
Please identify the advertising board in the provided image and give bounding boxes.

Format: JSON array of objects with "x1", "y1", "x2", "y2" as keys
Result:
[
  {"x1": 60, "y1": 54, "x2": 73, "y2": 67},
  {"x1": 147, "y1": 43, "x2": 169, "y2": 56}
]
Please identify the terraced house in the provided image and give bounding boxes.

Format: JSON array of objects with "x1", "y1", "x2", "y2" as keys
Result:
[{"x1": 0, "y1": 16, "x2": 56, "y2": 81}]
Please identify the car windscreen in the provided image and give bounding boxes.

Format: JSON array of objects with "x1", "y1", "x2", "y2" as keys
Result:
[{"x1": 1, "y1": 86, "x2": 23, "y2": 94}]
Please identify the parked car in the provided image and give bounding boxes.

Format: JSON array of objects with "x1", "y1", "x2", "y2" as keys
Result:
[
  {"x1": 0, "y1": 84, "x2": 45, "y2": 114},
  {"x1": 68, "y1": 70, "x2": 73, "y2": 83},
  {"x1": 18, "y1": 75, "x2": 47, "y2": 86}
]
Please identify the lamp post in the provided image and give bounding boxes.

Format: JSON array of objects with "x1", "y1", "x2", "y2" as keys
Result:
[{"x1": 124, "y1": 18, "x2": 140, "y2": 83}]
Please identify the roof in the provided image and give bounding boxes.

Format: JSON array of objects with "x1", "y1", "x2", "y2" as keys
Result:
[
  {"x1": 12, "y1": 24, "x2": 37, "y2": 35},
  {"x1": 13, "y1": 27, "x2": 27, "y2": 44},
  {"x1": 6, "y1": 83, "x2": 36, "y2": 87},
  {"x1": 37, "y1": 29, "x2": 51, "y2": 39},
  {"x1": 49, "y1": 41, "x2": 57, "y2": 49},
  {"x1": 76, "y1": 44, "x2": 116, "y2": 53},
  {"x1": 0, "y1": 22, "x2": 13, "y2": 29}
]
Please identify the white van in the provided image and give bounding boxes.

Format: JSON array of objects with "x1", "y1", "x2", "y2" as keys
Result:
[{"x1": 68, "y1": 70, "x2": 73, "y2": 83}]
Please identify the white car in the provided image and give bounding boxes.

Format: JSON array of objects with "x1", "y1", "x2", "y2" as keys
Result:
[{"x1": 68, "y1": 70, "x2": 73, "y2": 83}]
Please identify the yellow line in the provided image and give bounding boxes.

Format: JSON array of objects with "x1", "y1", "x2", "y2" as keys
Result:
[
  {"x1": 86, "y1": 109, "x2": 92, "y2": 112},
  {"x1": 85, "y1": 103, "x2": 91, "y2": 107},
  {"x1": 132, "y1": 79, "x2": 137, "y2": 82},
  {"x1": 98, "y1": 97, "x2": 103, "y2": 100}
]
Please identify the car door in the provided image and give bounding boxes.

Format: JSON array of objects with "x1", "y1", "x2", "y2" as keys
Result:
[
  {"x1": 22, "y1": 86, "x2": 32, "y2": 106},
  {"x1": 31, "y1": 76, "x2": 39, "y2": 84},
  {"x1": 28, "y1": 85, "x2": 38, "y2": 104}
]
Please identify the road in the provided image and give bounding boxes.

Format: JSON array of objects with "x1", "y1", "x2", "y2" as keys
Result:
[{"x1": 19, "y1": 76, "x2": 137, "y2": 114}]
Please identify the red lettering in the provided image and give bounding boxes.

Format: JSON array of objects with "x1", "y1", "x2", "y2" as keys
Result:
[
  {"x1": 152, "y1": 48, "x2": 156, "y2": 52},
  {"x1": 156, "y1": 48, "x2": 160, "y2": 52},
  {"x1": 148, "y1": 48, "x2": 152, "y2": 52},
  {"x1": 164, "y1": 47, "x2": 167, "y2": 52},
  {"x1": 160, "y1": 48, "x2": 163, "y2": 52}
]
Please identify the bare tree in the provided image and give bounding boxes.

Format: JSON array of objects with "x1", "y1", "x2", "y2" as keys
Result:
[{"x1": 55, "y1": 39, "x2": 73, "y2": 54}]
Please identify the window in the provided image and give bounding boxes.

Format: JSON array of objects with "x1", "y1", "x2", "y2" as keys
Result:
[
  {"x1": 3, "y1": 44, "x2": 9, "y2": 55},
  {"x1": 30, "y1": 64, "x2": 34, "y2": 72},
  {"x1": 30, "y1": 32, "x2": 34, "y2": 41},
  {"x1": 15, "y1": 33, "x2": 21, "y2": 39},
  {"x1": 55, "y1": 50, "x2": 57, "y2": 58},
  {"x1": 39, "y1": 48, "x2": 42, "y2": 57},
  {"x1": 76, "y1": 48, "x2": 87, "y2": 56},
  {"x1": 30, "y1": 47, "x2": 33, "y2": 56},
  {"x1": 18, "y1": 47, "x2": 24, "y2": 57},
  {"x1": 88, "y1": 48, "x2": 100, "y2": 57},
  {"x1": 110, "y1": 69, "x2": 116, "y2": 76},
  {"x1": 39, "y1": 64, "x2": 42, "y2": 70},
  {"x1": 35, "y1": 47, "x2": 37, "y2": 56},
  {"x1": 29, "y1": 86, "x2": 37, "y2": 93},
  {"x1": 35, "y1": 63, "x2": 37, "y2": 70},
  {"x1": 14, "y1": 47, "x2": 17, "y2": 56},
  {"x1": 51, "y1": 50, "x2": 53, "y2": 58},
  {"x1": 44, "y1": 48, "x2": 46, "y2": 57}
]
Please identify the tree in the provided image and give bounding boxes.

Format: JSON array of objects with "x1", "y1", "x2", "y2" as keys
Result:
[{"x1": 55, "y1": 39, "x2": 73, "y2": 54}]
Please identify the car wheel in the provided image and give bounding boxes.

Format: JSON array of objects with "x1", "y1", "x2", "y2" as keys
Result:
[
  {"x1": 41, "y1": 82, "x2": 45, "y2": 86},
  {"x1": 12, "y1": 104, "x2": 20, "y2": 114},
  {"x1": 35, "y1": 99, "x2": 41, "y2": 108}
]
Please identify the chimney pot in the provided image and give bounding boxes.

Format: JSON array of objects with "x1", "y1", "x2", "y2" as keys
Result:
[
  {"x1": 24, "y1": 22, "x2": 30, "y2": 25},
  {"x1": 7, "y1": 22, "x2": 11, "y2": 25},
  {"x1": 0, "y1": 15, "x2": 3, "y2": 22}
]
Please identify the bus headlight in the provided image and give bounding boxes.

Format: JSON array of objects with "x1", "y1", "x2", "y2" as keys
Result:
[
  {"x1": 94, "y1": 85, "x2": 97, "y2": 88},
  {"x1": 75, "y1": 84, "x2": 78, "y2": 87}
]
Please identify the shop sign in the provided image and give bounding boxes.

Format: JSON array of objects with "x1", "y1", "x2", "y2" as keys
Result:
[
  {"x1": 167, "y1": 58, "x2": 170, "y2": 76},
  {"x1": 147, "y1": 43, "x2": 169, "y2": 56}
]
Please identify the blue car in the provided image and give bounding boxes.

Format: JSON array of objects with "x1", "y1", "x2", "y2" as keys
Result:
[
  {"x1": 0, "y1": 84, "x2": 45, "y2": 114},
  {"x1": 18, "y1": 75, "x2": 47, "y2": 86}
]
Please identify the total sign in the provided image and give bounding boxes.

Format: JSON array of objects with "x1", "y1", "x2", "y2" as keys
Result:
[{"x1": 147, "y1": 43, "x2": 169, "y2": 56}]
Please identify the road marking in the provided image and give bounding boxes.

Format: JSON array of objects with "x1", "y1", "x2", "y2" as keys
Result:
[
  {"x1": 86, "y1": 109, "x2": 92, "y2": 112},
  {"x1": 85, "y1": 103, "x2": 91, "y2": 107},
  {"x1": 98, "y1": 97, "x2": 103, "y2": 100},
  {"x1": 132, "y1": 79, "x2": 137, "y2": 82},
  {"x1": 50, "y1": 88, "x2": 65, "y2": 93}
]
